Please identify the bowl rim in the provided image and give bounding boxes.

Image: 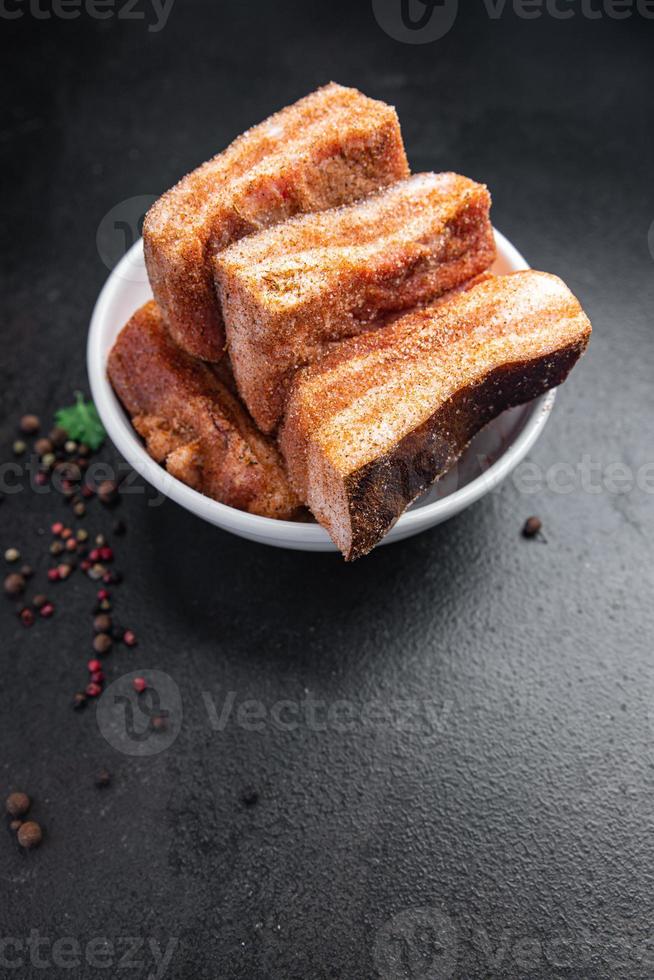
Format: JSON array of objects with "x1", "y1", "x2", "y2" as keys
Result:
[{"x1": 87, "y1": 228, "x2": 555, "y2": 545}]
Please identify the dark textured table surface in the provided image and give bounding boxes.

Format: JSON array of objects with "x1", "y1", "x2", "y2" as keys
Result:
[{"x1": 1, "y1": 2, "x2": 653, "y2": 978}]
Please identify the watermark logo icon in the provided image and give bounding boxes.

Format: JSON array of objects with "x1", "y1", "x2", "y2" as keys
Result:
[
  {"x1": 372, "y1": 0, "x2": 459, "y2": 43},
  {"x1": 96, "y1": 194, "x2": 155, "y2": 283},
  {"x1": 96, "y1": 670, "x2": 182, "y2": 756},
  {"x1": 373, "y1": 906, "x2": 458, "y2": 979}
]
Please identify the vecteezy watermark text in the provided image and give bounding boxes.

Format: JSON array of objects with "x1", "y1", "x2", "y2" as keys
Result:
[
  {"x1": 202, "y1": 690, "x2": 454, "y2": 736},
  {"x1": 0, "y1": 0, "x2": 174, "y2": 32},
  {"x1": 374, "y1": 906, "x2": 654, "y2": 978},
  {"x1": 0, "y1": 931, "x2": 178, "y2": 977},
  {"x1": 373, "y1": 0, "x2": 654, "y2": 43}
]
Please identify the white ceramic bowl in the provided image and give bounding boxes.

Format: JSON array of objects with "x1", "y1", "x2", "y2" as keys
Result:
[{"x1": 88, "y1": 230, "x2": 555, "y2": 552}]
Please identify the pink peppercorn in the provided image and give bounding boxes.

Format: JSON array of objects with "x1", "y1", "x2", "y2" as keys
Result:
[
  {"x1": 40, "y1": 603, "x2": 54, "y2": 618},
  {"x1": 85, "y1": 682, "x2": 102, "y2": 698},
  {"x1": 91, "y1": 671, "x2": 105, "y2": 684},
  {"x1": 47, "y1": 568, "x2": 60, "y2": 582},
  {"x1": 51, "y1": 522, "x2": 64, "y2": 535},
  {"x1": 87, "y1": 659, "x2": 102, "y2": 673},
  {"x1": 132, "y1": 677, "x2": 146, "y2": 693},
  {"x1": 19, "y1": 608, "x2": 34, "y2": 627},
  {"x1": 97, "y1": 589, "x2": 110, "y2": 601},
  {"x1": 123, "y1": 630, "x2": 137, "y2": 647}
]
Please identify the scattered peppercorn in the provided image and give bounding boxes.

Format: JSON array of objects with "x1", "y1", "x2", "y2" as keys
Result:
[
  {"x1": 41, "y1": 452, "x2": 56, "y2": 469},
  {"x1": 49, "y1": 541, "x2": 64, "y2": 556},
  {"x1": 76, "y1": 529, "x2": 88, "y2": 542},
  {"x1": 57, "y1": 564, "x2": 72, "y2": 581},
  {"x1": 19, "y1": 608, "x2": 35, "y2": 627},
  {"x1": 98, "y1": 598, "x2": 112, "y2": 612},
  {"x1": 65, "y1": 538, "x2": 77, "y2": 552},
  {"x1": 51, "y1": 522, "x2": 64, "y2": 536},
  {"x1": 95, "y1": 768, "x2": 111, "y2": 788},
  {"x1": 93, "y1": 633, "x2": 112, "y2": 655},
  {"x1": 4, "y1": 548, "x2": 20, "y2": 563},
  {"x1": 151, "y1": 714, "x2": 168, "y2": 732},
  {"x1": 241, "y1": 788, "x2": 259, "y2": 807},
  {"x1": 34, "y1": 438, "x2": 53, "y2": 456},
  {"x1": 97, "y1": 589, "x2": 110, "y2": 601},
  {"x1": 522, "y1": 516, "x2": 543, "y2": 539},
  {"x1": 32, "y1": 594, "x2": 47, "y2": 609},
  {"x1": 72, "y1": 692, "x2": 87, "y2": 710},
  {"x1": 12, "y1": 440, "x2": 26, "y2": 456},
  {"x1": 20, "y1": 565, "x2": 33, "y2": 579},
  {"x1": 93, "y1": 613, "x2": 112, "y2": 633},
  {"x1": 123, "y1": 630, "x2": 137, "y2": 647},
  {"x1": 6, "y1": 792, "x2": 30, "y2": 818},
  {"x1": 47, "y1": 569, "x2": 60, "y2": 583},
  {"x1": 19, "y1": 414, "x2": 40, "y2": 435},
  {"x1": 64, "y1": 440, "x2": 77, "y2": 454},
  {"x1": 98, "y1": 481, "x2": 118, "y2": 505},
  {"x1": 9, "y1": 820, "x2": 22, "y2": 832},
  {"x1": 73, "y1": 502, "x2": 85, "y2": 517},
  {"x1": 78, "y1": 444, "x2": 90, "y2": 458},
  {"x1": 17, "y1": 821, "x2": 42, "y2": 849},
  {"x1": 85, "y1": 682, "x2": 102, "y2": 698},
  {"x1": 49, "y1": 426, "x2": 67, "y2": 448},
  {"x1": 40, "y1": 603, "x2": 54, "y2": 618},
  {"x1": 4, "y1": 573, "x2": 26, "y2": 597},
  {"x1": 133, "y1": 677, "x2": 147, "y2": 693}
]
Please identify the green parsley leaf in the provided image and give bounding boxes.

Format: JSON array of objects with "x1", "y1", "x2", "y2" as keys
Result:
[{"x1": 55, "y1": 392, "x2": 106, "y2": 451}]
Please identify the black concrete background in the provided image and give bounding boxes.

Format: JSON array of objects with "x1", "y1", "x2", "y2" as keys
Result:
[{"x1": 1, "y1": 2, "x2": 653, "y2": 978}]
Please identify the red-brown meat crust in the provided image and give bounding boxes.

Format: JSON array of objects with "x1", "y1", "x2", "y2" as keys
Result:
[
  {"x1": 216, "y1": 172, "x2": 495, "y2": 433},
  {"x1": 280, "y1": 271, "x2": 592, "y2": 559},
  {"x1": 107, "y1": 301, "x2": 302, "y2": 520},
  {"x1": 143, "y1": 82, "x2": 410, "y2": 362}
]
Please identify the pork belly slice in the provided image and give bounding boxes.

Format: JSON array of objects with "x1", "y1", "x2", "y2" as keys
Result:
[
  {"x1": 279, "y1": 272, "x2": 592, "y2": 560},
  {"x1": 216, "y1": 172, "x2": 495, "y2": 433},
  {"x1": 107, "y1": 301, "x2": 302, "y2": 520},
  {"x1": 143, "y1": 82, "x2": 409, "y2": 362}
]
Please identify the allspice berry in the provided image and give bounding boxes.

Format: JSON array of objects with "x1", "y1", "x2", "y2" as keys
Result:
[
  {"x1": 98, "y1": 481, "x2": 119, "y2": 505},
  {"x1": 19, "y1": 414, "x2": 40, "y2": 435},
  {"x1": 4, "y1": 573, "x2": 26, "y2": 597},
  {"x1": 522, "y1": 516, "x2": 543, "y2": 539},
  {"x1": 17, "y1": 821, "x2": 42, "y2": 849},
  {"x1": 34, "y1": 437, "x2": 53, "y2": 456},
  {"x1": 93, "y1": 613, "x2": 112, "y2": 634},
  {"x1": 93, "y1": 633, "x2": 113, "y2": 655},
  {"x1": 49, "y1": 426, "x2": 68, "y2": 448},
  {"x1": 6, "y1": 791, "x2": 30, "y2": 818}
]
